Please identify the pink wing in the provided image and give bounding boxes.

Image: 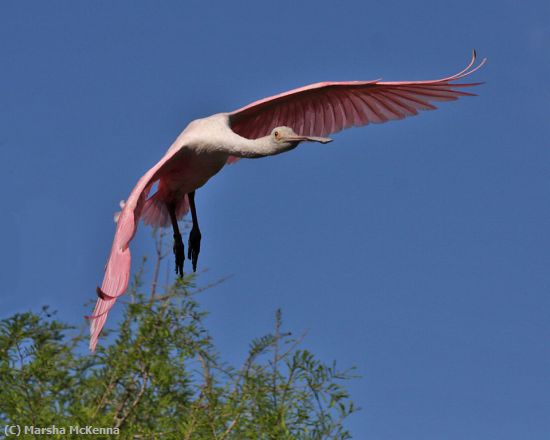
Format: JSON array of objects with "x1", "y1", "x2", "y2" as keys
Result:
[
  {"x1": 87, "y1": 146, "x2": 185, "y2": 351},
  {"x1": 229, "y1": 51, "x2": 486, "y2": 142}
]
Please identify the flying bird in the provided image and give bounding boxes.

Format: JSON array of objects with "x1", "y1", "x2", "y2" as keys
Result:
[{"x1": 88, "y1": 51, "x2": 486, "y2": 351}]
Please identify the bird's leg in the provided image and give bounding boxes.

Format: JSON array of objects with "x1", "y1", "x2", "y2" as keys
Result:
[
  {"x1": 168, "y1": 203, "x2": 185, "y2": 277},
  {"x1": 187, "y1": 191, "x2": 201, "y2": 272}
]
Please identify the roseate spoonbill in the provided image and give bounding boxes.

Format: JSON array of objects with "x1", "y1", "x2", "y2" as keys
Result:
[{"x1": 88, "y1": 51, "x2": 486, "y2": 351}]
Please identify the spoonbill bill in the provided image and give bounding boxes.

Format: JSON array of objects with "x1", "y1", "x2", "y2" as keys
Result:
[{"x1": 89, "y1": 51, "x2": 486, "y2": 351}]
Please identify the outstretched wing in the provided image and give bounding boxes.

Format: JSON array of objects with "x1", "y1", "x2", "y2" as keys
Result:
[
  {"x1": 87, "y1": 140, "x2": 186, "y2": 352},
  {"x1": 228, "y1": 51, "x2": 486, "y2": 142}
]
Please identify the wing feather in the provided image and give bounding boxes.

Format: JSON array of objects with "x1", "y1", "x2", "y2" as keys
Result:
[
  {"x1": 324, "y1": 98, "x2": 336, "y2": 135},
  {"x1": 385, "y1": 88, "x2": 437, "y2": 110},
  {"x1": 370, "y1": 93, "x2": 405, "y2": 120},
  {"x1": 346, "y1": 90, "x2": 371, "y2": 126},
  {"x1": 314, "y1": 94, "x2": 326, "y2": 136},
  {"x1": 344, "y1": 90, "x2": 365, "y2": 127},
  {"x1": 330, "y1": 90, "x2": 347, "y2": 131},
  {"x1": 377, "y1": 90, "x2": 419, "y2": 115},
  {"x1": 353, "y1": 89, "x2": 386, "y2": 124},
  {"x1": 302, "y1": 95, "x2": 315, "y2": 135}
]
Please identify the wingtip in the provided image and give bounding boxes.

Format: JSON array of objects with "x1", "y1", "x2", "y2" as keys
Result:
[
  {"x1": 446, "y1": 50, "x2": 487, "y2": 82},
  {"x1": 468, "y1": 52, "x2": 487, "y2": 77}
]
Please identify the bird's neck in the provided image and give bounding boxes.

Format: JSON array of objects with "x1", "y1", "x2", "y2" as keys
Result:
[{"x1": 230, "y1": 135, "x2": 296, "y2": 159}]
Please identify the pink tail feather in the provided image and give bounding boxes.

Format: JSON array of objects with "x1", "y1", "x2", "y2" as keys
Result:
[{"x1": 142, "y1": 193, "x2": 189, "y2": 227}]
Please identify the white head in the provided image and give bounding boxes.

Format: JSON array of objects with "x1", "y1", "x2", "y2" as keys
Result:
[{"x1": 270, "y1": 126, "x2": 332, "y2": 148}]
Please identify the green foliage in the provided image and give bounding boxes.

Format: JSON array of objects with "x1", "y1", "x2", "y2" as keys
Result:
[{"x1": 0, "y1": 260, "x2": 358, "y2": 439}]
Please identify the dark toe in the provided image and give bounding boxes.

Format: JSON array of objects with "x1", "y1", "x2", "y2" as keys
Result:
[
  {"x1": 188, "y1": 228, "x2": 201, "y2": 272},
  {"x1": 173, "y1": 233, "x2": 185, "y2": 277}
]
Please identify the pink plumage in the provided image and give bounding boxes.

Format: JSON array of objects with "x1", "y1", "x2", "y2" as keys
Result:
[
  {"x1": 142, "y1": 193, "x2": 189, "y2": 227},
  {"x1": 89, "y1": 52, "x2": 485, "y2": 351},
  {"x1": 88, "y1": 150, "x2": 181, "y2": 350}
]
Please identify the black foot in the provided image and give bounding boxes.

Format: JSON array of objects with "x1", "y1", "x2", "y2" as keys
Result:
[
  {"x1": 187, "y1": 227, "x2": 201, "y2": 272},
  {"x1": 173, "y1": 232, "x2": 185, "y2": 277}
]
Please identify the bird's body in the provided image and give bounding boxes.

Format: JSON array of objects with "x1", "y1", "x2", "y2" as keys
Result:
[
  {"x1": 149, "y1": 115, "x2": 232, "y2": 211},
  {"x1": 88, "y1": 52, "x2": 486, "y2": 351},
  {"x1": 150, "y1": 116, "x2": 231, "y2": 211}
]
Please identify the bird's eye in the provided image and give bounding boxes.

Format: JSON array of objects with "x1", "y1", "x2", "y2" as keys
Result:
[{"x1": 274, "y1": 131, "x2": 279, "y2": 138}]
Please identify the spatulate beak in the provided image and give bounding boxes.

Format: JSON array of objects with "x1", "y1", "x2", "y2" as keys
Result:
[{"x1": 285, "y1": 135, "x2": 333, "y2": 144}]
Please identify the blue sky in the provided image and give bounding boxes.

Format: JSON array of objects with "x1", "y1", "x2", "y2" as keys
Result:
[{"x1": 1, "y1": 0, "x2": 549, "y2": 438}]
